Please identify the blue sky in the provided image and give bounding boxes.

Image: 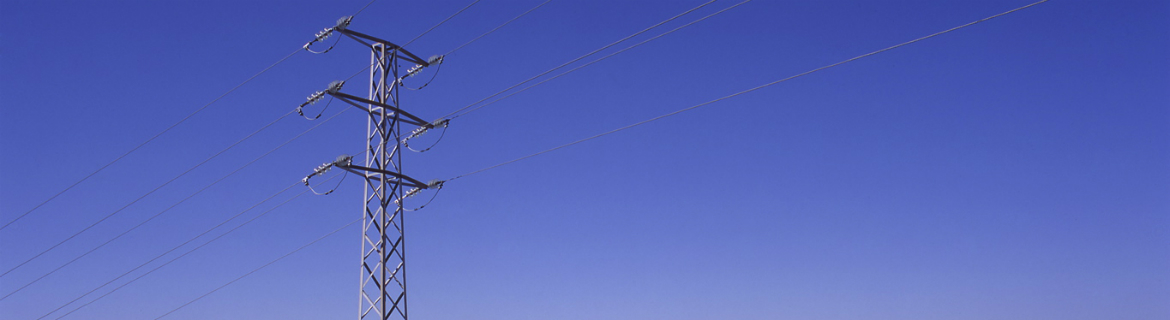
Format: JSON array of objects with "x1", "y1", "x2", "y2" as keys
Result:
[{"x1": 1, "y1": 0, "x2": 1167, "y2": 319}]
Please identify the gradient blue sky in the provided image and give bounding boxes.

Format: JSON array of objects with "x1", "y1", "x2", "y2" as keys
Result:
[{"x1": 1, "y1": 0, "x2": 1167, "y2": 319}]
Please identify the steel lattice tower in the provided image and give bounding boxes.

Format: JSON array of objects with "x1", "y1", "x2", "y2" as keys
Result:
[
  {"x1": 361, "y1": 42, "x2": 407, "y2": 320},
  {"x1": 300, "y1": 16, "x2": 442, "y2": 320}
]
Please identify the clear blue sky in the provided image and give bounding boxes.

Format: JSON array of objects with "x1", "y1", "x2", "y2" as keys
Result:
[{"x1": 1, "y1": 0, "x2": 1167, "y2": 319}]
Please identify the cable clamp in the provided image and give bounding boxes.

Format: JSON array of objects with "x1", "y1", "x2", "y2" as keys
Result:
[
  {"x1": 394, "y1": 180, "x2": 443, "y2": 206},
  {"x1": 302, "y1": 163, "x2": 332, "y2": 186},
  {"x1": 304, "y1": 28, "x2": 334, "y2": 50},
  {"x1": 333, "y1": 16, "x2": 352, "y2": 31},
  {"x1": 405, "y1": 55, "x2": 444, "y2": 78},
  {"x1": 405, "y1": 64, "x2": 424, "y2": 78},
  {"x1": 326, "y1": 80, "x2": 345, "y2": 93},
  {"x1": 305, "y1": 91, "x2": 326, "y2": 105},
  {"x1": 303, "y1": 16, "x2": 353, "y2": 51},
  {"x1": 394, "y1": 187, "x2": 422, "y2": 205},
  {"x1": 296, "y1": 81, "x2": 345, "y2": 119},
  {"x1": 301, "y1": 154, "x2": 351, "y2": 186},
  {"x1": 406, "y1": 119, "x2": 449, "y2": 140},
  {"x1": 305, "y1": 81, "x2": 343, "y2": 105},
  {"x1": 332, "y1": 154, "x2": 353, "y2": 167}
]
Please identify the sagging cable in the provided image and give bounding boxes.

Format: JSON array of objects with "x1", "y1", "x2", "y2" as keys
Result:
[
  {"x1": 304, "y1": 16, "x2": 353, "y2": 54},
  {"x1": 296, "y1": 81, "x2": 345, "y2": 120},
  {"x1": 403, "y1": 119, "x2": 450, "y2": 152}
]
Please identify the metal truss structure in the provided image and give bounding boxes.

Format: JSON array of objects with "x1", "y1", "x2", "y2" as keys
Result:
[{"x1": 300, "y1": 16, "x2": 441, "y2": 320}]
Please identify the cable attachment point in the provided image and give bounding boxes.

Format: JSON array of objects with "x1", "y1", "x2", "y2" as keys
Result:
[
  {"x1": 333, "y1": 16, "x2": 352, "y2": 31},
  {"x1": 407, "y1": 119, "x2": 449, "y2": 140},
  {"x1": 405, "y1": 65, "x2": 424, "y2": 78},
  {"x1": 403, "y1": 119, "x2": 450, "y2": 152},
  {"x1": 398, "y1": 188, "x2": 423, "y2": 202},
  {"x1": 302, "y1": 154, "x2": 352, "y2": 195},
  {"x1": 326, "y1": 80, "x2": 345, "y2": 93},
  {"x1": 395, "y1": 179, "x2": 445, "y2": 209},
  {"x1": 304, "y1": 16, "x2": 353, "y2": 53},
  {"x1": 405, "y1": 55, "x2": 445, "y2": 78},
  {"x1": 296, "y1": 81, "x2": 346, "y2": 120}
]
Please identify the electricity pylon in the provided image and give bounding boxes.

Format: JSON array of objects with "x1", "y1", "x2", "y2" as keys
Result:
[{"x1": 300, "y1": 16, "x2": 443, "y2": 320}]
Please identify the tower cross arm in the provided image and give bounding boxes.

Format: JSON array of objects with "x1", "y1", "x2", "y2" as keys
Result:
[
  {"x1": 337, "y1": 163, "x2": 430, "y2": 189},
  {"x1": 328, "y1": 91, "x2": 430, "y2": 127},
  {"x1": 335, "y1": 29, "x2": 430, "y2": 66}
]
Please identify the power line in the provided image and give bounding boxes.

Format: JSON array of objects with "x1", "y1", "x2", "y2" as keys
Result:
[
  {"x1": 8, "y1": 54, "x2": 369, "y2": 303},
  {"x1": 0, "y1": 0, "x2": 387, "y2": 234},
  {"x1": 443, "y1": 0, "x2": 552, "y2": 56},
  {"x1": 402, "y1": 0, "x2": 554, "y2": 92},
  {"x1": 449, "y1": 0, "x2": 749, "y2": 120},
  {"x1": 150, "y1": 217, "x2": 361, "y2": 320},
  {"x1": 1, "y1": 0, "x2": 388, "y2": 280},
  {"x1": 403, "y1": 0, "x2": 482, "y2": 47},
  {"x1": 446, "y1": 0, "x2": 1050, "y2": 181},
  {"x1": 0, "y1": 109, "x2": 350, "y2": 301},
  {"x1": 0, "y1": 110, "x2": 297, "y2": 279},
  {"x1": 439, "y1": 0, "x2": 720, "y2": 119},
  {"x1": 54, "y1": 6, "x2": 472, "y2": 315},
  {"x1": 352, "y1": 0, "x2": 378, "y2": 17},
  {"x1": 55, "y1": 0, "x2": 1049, "y2": 316},
  {"x1": 45, "y1": 172, "x2": 347, "y2": 320},
  {"x1": 0, "y1": 49, "x2": 302, "y2": 233},
  {"x1": 33, "y1": 1, "x2": 497, "y2": 311},
  {"x1": 40, "y1": 181, "x2": 301, "y2": 319}
]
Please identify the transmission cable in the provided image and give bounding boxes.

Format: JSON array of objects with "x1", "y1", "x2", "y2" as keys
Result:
[
  {"x1": 8, "y1": 63, "x2": 366, "y2": 295},
  {"x1": 403, "y1": 0, "x2": 481, "y2": 47},
  {"x1": 1, "y1": 0, "x2": 383, "y2": 234},
  {"x1": 352, "y1": 0, "x2": 378, "y2": 17},
  {"x1": 0, "y1": 0, "x2": 389, "y2": 277},
  {"x1": 446, "y1": 0, "x2": 1050, "y2": 181},
  {"x1": 440, "y1": 0, "x2": 718, "y2": 120},
  {"x1": 49, "y1": 0, "x2": 1048, "y2": 317},
  {"x1": 0, "y1": 49, "x2": 302, "y2": 233},
  {"x1": 449, "y1": 0, "x2": 748, "y2": 120},
  {"x1": 148, "y1": 217, "x2": 361, "y2": 320},
  {"x1": 0, "y1": 109, "x2": 349, "y2": 301},
  {"x1": 44, "y1": 174, "x2": 341, "y2": 320},
  {"x1": 42, "y1": 33, "x2": 407, "y2": 316},
  {"x1": 443, "y1": 0, "x2": 552, "y2": 57},
  {"x1": 0, "y1": 109, "x2": 297, "y2": 279}
]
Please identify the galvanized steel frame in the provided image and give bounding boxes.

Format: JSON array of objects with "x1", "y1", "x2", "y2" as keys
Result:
[{"x1": 360, "y1": 43, "x2": 407, "y2": 320}]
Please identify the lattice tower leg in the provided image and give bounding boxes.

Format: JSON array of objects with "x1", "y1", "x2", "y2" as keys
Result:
[{"x1": 360, "y1": 43, "x2": 407, "y2": 320}]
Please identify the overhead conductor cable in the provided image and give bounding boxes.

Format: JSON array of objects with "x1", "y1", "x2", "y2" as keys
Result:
[{"x1": 446, "y1": 0, "x2": 1051, "y2": 181}]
